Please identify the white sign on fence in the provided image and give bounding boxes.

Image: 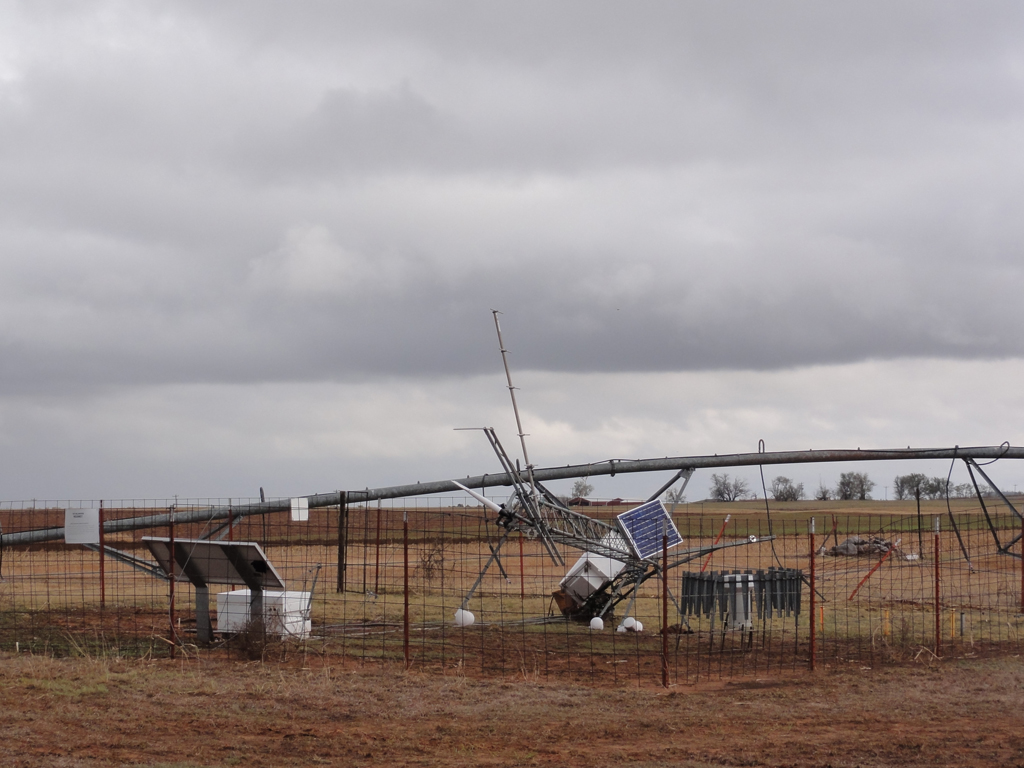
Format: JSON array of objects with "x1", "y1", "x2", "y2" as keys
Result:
[
  {"x1": 64, "y1": 507, "x2": 100, "y2": 545},
  {"x1": 290, "y1": 497, "x2": 309, "y2": 522}
]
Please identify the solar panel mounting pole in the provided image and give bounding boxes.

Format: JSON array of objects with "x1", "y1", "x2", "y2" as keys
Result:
[{"x1": 167, "y1": 540, "x2": 213, "y2": 644}]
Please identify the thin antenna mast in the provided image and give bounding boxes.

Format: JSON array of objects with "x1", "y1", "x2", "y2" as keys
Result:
[{"x1": 492, "y1": 310, "x2": 536, "y2": 491}]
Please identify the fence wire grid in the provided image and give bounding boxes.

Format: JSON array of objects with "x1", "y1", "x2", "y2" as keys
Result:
[{"x1": 1, "y1": 496, "x2": 1022, "y2": 685}]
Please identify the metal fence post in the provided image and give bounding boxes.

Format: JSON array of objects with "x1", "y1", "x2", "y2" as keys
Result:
[
  {"x1": 519, "y1": 533, "x2": 526, "y2": 601},
  {"x1": 404, "y1": 508, "x2": 410, "y2": 669},
  {"x1": 662, "y1": 520, "x2": 669, "y2": 688},
  {"x1": 934, "y1": 516, "x2": 941, "y2": 656},
  {"x1": 336, "y1": 491, "x2": 348, "y2": 593},
  {"x1": 168, "y1": 513, "x2": 176, "y2": 659},
  {"x1": 809, "y1": 517, "x2": 816, "y2": 671},
  {"x1": 375, "y1": 501, "x2": 382, "y2": 594},
  {"x1": 98, "y1": 500, "x2": 106, "y2": 610}
]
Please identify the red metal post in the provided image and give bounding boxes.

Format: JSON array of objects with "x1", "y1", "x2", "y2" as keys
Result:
[
  {"x1": 662, "y1": 528, "x2": 669, "y2": 688},
  {"x1": 403, "y1": 509, "x2": 410, "y2": 669},
  {"x1": 934, "y1": 517, "x2": 941, "y2": 657},
  {"x1": 374, "y1": 501, "x2": 382, "y2": 594},
  {"x1": 227, "y1": 502, "x2": 234, "y2": 542},
  {"x1": 98, "y1": 501, "x2": 106, "y2": 610},
  {"x1": 700, "y1": 514, "x2": 731, "y2": 573},
  {"x1": 809, "y1": 518, "x2": 816, "y2": 671},
  {"x1": 848, "y1": 548, "x2": 895, "y2": 600}
]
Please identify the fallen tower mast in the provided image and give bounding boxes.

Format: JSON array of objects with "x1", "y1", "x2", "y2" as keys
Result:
[{"x1": 5, "y1": 444, "x2": 1022, "y2": 546}]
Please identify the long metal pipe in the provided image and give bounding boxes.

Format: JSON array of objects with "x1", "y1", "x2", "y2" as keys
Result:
[
  {"x1": 4, "y1": 444, "x2": 1021, "y2": 546},
  {"x1": 345, "y1": 444, "x2": 1024, "y2": 502}
]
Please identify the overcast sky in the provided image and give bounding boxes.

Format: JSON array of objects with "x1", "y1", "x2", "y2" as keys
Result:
[{"x1": 2, "y1": 2, "x2": 1024, "y2": 503}]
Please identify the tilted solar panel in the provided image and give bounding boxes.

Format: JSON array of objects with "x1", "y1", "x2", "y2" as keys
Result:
[{"x1": 616, "y1": 500, "x2": 683, "y2": 560}]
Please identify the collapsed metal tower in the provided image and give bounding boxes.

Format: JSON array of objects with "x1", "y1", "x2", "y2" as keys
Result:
[{"x1": 5, "y1": 445, "x2": 1024, "y2": 548}]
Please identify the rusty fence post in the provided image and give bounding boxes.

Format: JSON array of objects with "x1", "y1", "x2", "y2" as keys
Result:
[
  {"x1": 168, "y1": 513, "x2": 176, "y2": 659},
  {"x1": 809, "y1": 517, "x2": 816, "y2": 671},
  {"x1": 662, "y1": 522, "x2": 669, "y2": 688},
  {"x1": 519, "y1": 534, "x2": 526, "y2": 601},
  {"x1": 403, "y1": 508, "x2": 410, "y2": 669},
  {"x1": 374, "y1": 500, "x2": 382, "y2": 594},
  {"x1": 98, "y1": 500, "x2": 106, "y2": 610},
  {"x1": 934, "y1": 516, "x2": 941, "y2": 656}
]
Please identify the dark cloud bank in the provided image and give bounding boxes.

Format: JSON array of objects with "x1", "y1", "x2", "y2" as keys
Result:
[{"x1": 1, "y1": 2, "x2": 1023, "y2": 393}]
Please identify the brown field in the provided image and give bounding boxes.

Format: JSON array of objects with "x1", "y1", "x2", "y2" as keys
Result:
[
  {"x1": 3, "y1": 499, "x2": 1024, "y2": 765},
  {"x1": 2, "y1": 650, "x2": 1023, "y2": 767}
]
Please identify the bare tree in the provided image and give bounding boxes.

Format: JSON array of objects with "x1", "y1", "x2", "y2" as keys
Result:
[
  {"x1": 770, "y1": 476, "x2": 804, "y2": 502},
  {"x1": 709, "y1": 473, "x2": 749, "y2": 502},
  {"x1": 814, "y1": 482, "x2": 832, "y2": 501},
  {"x1": 571, "y1": 478, "x2": 594, "y2": 499},
  {"x1": 665, "y1": 487, "x2": 687, "y2": 504}
]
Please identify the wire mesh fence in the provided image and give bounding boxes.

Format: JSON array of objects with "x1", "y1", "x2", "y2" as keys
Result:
[{"x1": 1, "y1": 496, "x2": 1022, "y2": 685}]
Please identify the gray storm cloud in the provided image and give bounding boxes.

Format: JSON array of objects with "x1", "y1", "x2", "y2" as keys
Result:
[
  {"x1": 1, "y1": 2, "x2": 1024, "y2": 500},
  {"x1": 2, "y1": 3, "x2": 1023, "y2": 393}
]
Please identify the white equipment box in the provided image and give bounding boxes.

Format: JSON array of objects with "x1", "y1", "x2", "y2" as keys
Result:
[
  {"x1": 559, "y1": 531, "x2": 627, "y2": 606},
  {"x1": 216, "y1": 589, "x2": 312, "y2": 639}
]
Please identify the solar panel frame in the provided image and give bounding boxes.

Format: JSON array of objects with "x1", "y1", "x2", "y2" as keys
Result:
[
  {"x1": 616, "y1": 500, "x2": 682, "y2": 560},
  {"x1": 142, "y1": 537, "x2": 286, "y2": 590}
]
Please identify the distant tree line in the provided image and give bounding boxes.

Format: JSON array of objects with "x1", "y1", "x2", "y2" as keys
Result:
[
  {"x1": 708, "y1": 471, "x2": 876, "y2": 502},
  {"x1": 706, "y1": 470, "x2": 994, "y2": 502},
  {"x1": 892, "y1": 473, "x2": 987, "y2": 500}
]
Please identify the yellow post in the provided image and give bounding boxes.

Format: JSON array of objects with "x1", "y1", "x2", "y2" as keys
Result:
[{"x1": 883, "y1": 609, "x2": 891, "y2": 638}]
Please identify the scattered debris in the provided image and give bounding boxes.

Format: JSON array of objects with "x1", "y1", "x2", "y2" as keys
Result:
[{"x1": 823, "y1": 535, "x2": 911, "y2": 559}]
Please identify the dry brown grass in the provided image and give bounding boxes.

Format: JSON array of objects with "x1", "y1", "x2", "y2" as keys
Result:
[{"x1": 1, "y1": 651, "x2": 1023, "y2": 767}]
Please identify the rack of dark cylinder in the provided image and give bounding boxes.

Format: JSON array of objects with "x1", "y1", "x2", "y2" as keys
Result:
[{"x1": 679, "y1": 568, "x2": 804, "y2": 631}]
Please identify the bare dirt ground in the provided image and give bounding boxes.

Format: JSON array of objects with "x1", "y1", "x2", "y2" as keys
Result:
[{"x1": 2, "y1": 652, "x2": 1023, "y2": 768}]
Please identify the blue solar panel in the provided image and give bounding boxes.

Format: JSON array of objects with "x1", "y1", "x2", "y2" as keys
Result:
[{"x1": 617, "y1": 500, "x2": 682, "y2": 560}]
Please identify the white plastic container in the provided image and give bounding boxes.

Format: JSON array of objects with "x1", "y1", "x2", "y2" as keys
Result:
[
  {"x1": 559, "y1": 531, "x2": 627, "y2": 606},
  {"x1": 216, "y1": 589, "x2": 312, "y2": 639}
]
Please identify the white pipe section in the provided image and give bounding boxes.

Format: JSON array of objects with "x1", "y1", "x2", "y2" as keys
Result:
[{"x1": 451, "y1": 481, "x2": 504, "y2": 515}]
